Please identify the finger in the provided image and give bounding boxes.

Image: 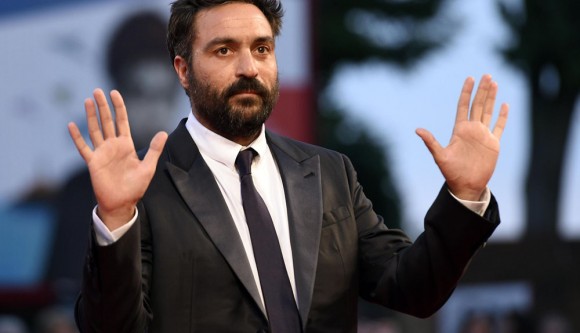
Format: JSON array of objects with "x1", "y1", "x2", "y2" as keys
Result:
[
  {"x1": 142, "y1": 131, "x2": 168, "y2": 173},
  {"x1": 492, "y1": 103, "x2": 509, "y2": 139},
  {"x1": 110, "y1": 90, "x2": 132, "y2": 138},
  {"x1": 481, "y1": 81, "x2": 498, "y2": 128},
  {"x1": 68, "y1": 122, "x2": 93, "y2": 163},
  {"x1": 415, "y1": 128, "x2": 443, "y2": 161},
  {"x1": 93, "y1": 88, "x2": 116, "y2": 139},
  {"x1": 469, "y1": 74, "x2": 492, "y2": 122},
  {"x1": 85, "y1": 98, "x2": 104, "y2": 147},
  {"x1": 455, "y1": 77, "x2": 475, "y2": 124}
]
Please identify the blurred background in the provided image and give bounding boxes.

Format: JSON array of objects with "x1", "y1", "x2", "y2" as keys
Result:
[{"x1": 0, "y1": 0, "x2": 579, "y2": 332}]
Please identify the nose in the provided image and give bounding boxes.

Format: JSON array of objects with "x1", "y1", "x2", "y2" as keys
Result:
[{"x1": 236, "y1": 51, "x2": 259, "y2": 79}]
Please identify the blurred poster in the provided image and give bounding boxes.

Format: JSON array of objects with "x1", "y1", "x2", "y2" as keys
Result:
[
  {"x1": 0, "y1": 0, "x2": 313, "y2": 205},
  {"x1": 0, "y1": 0, "x2": 313, "y2": 307}
]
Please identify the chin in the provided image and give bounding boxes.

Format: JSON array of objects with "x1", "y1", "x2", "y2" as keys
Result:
[{"x1": 230, "y1": 103, "x2": 263, "y2": 117}]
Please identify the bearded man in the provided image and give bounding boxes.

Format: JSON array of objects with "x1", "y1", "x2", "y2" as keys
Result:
[{"x1": 68, "y1": 0, "x2": 509, "y2": 332}]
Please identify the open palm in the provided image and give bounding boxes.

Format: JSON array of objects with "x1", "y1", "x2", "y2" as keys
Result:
[
  {"x1": 68, "y1": 89, "x2": 168, "y2": 229},
  {"x1": 416, "y1": 75, "x2": 509, "y2": 201}
]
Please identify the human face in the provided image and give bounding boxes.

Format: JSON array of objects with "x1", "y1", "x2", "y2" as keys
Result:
[{"x1": 174, "y1": 2, "x2": 279, "y2": 145}]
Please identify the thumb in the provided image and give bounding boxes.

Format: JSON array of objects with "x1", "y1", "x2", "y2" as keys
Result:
[
  {"x1": 415, "y1": 128, "x2": 443, "y2": 160},
  {"x1": 142, "y1": 131, "x2": 168, "y2": 170}
]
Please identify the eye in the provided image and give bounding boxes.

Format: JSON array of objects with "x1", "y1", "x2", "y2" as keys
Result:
[
  {"x1": 217, "y1": 47, "x2": 230, "y2": 55},
  {"x1": 256, "y1": 46, "x2": 268, "y2": 54}
]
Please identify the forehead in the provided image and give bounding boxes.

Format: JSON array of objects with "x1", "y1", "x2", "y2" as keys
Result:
[{"x1": 194, "y1": 3, "x2": 273, "y2": 44}]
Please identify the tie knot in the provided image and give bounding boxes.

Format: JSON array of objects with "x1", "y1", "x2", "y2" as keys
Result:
[{"x1": 235, "y1": 148, "x2": 257, "y2": 177}]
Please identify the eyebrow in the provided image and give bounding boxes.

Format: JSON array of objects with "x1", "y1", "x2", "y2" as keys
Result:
[{"x1": 203, "y1": 36, "x2": 275, "y2": 51}]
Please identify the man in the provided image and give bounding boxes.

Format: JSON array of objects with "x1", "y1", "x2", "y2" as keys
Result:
[{"x1": 67, "y1": 0, "x2": 509, "y2": 332}]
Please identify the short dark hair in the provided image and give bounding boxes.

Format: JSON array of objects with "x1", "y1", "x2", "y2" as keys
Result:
[{"x1": 167, "y1": 0, "x2": 284, "y2": 64}]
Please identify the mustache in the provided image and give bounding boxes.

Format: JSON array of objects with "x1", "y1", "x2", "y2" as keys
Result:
[{"x1": 224, "y1": 78, "x2": 269, "y2": 99}]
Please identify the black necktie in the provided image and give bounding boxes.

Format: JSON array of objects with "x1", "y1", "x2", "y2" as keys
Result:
[{"x1": 235, "y1": 149, "x2": 302, "y2": 333}]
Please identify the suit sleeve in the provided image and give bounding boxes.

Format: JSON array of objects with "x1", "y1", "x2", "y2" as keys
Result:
[
  {"x1": 75, "y1": 201, "x2": 153, "y2": 332},
  {"x1": 346, "y1": 154, "x2": 499, "y2": 318}
]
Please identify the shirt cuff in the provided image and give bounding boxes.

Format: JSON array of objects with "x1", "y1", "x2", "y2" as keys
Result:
[
  {"x1": 448, "y1": 187, "x2": 491, "y2": 217},
  {"x1": 92, "y1": 206, "x2": 138, "y2": 246}
]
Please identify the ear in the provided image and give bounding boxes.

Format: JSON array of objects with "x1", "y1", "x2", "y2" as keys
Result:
[{"x1": 173, "y1": 55, "x2": 189, "y2": 90}]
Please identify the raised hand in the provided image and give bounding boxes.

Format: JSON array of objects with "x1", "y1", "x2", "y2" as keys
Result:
[
  {"x1": 415, "y1": 75, "x2": 509, "y2": 201},
  {"x1": 68, "y1": 89, "x2": 168, "y2": 230}
]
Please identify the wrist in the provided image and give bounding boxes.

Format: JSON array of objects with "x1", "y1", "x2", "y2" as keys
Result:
[
  {"x1": 96, "y1": 205, "x2": 136, "y2": 231},
  {"x1": 448, "y1": 186, "x2": 485, "y2": 202}
]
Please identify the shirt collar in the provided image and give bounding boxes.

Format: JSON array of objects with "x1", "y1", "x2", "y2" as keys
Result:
[{"x1": 185, "y1": 112, "x2": 269, "y2": 170}]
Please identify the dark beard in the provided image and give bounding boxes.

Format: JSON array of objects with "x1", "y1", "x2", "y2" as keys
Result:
[{"x1": 187, "y1": 72, "x2": 279, "y2": 141}]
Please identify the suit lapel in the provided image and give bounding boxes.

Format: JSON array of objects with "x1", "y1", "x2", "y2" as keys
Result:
[
  {"x1": 164, "y1": 121, "x2": 266, "y2": 317},
  {"x1": 268, "y1": 133, "x2": 323, "y2": 326}
]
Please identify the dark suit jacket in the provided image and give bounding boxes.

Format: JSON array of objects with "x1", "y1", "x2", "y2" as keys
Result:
[{"x1": 76, "y1": 119, "x2": 499, "y2": 333}]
